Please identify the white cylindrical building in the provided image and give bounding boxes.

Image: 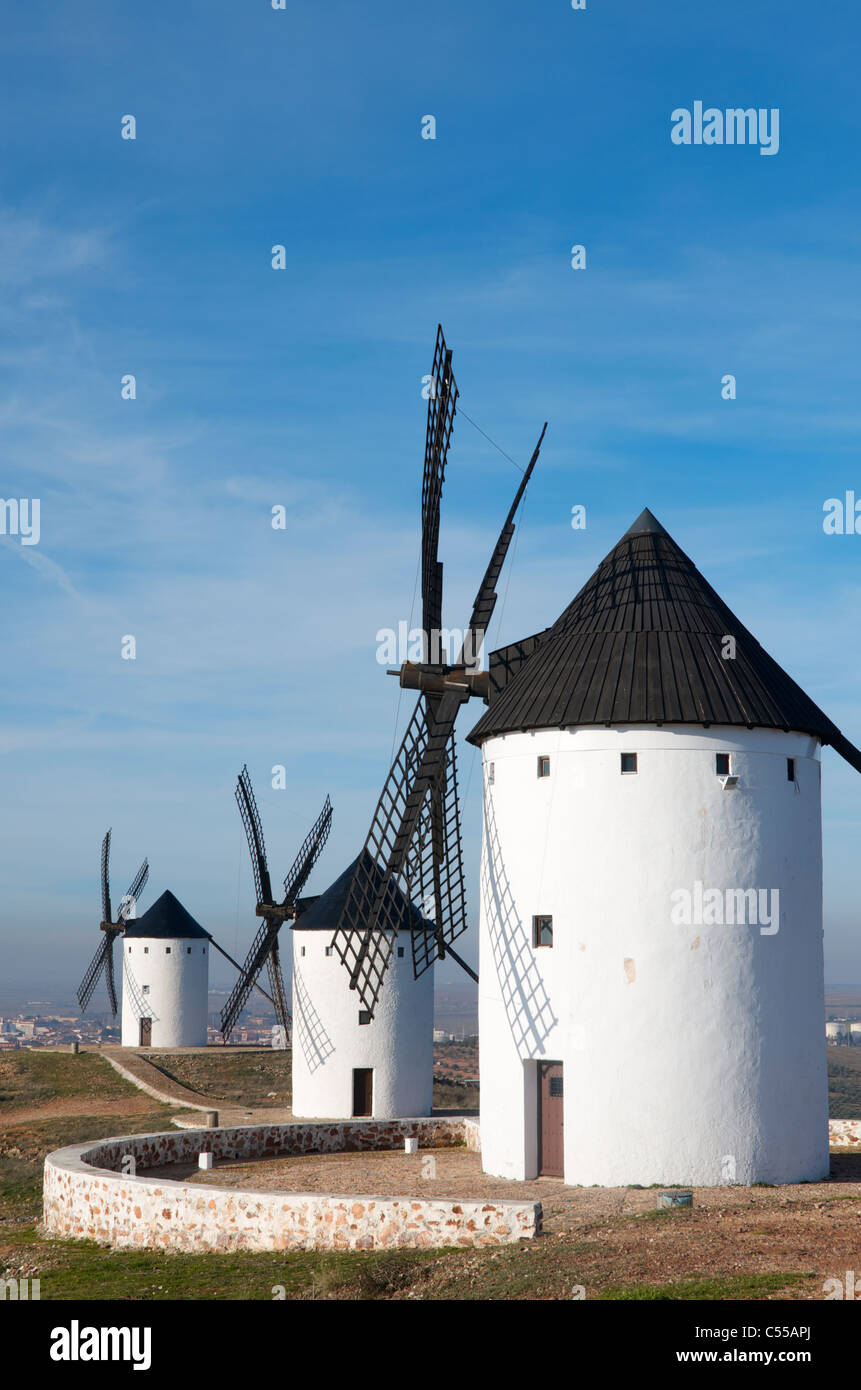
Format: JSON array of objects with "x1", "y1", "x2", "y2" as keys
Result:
[
  {"x1": 121, "y1": 890, "x2": 210, "y2": 1048},
  {"x1": 467, "y1": 508, "x2": 861, "y2": 1187},
  {"x1": 291, "y1": 854, "x2": 434, "y2": 1119}
]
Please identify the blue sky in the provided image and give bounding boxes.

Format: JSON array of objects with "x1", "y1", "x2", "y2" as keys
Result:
[{"x1": 2, "y1": 0, "x2": 861, "y2": 1005}]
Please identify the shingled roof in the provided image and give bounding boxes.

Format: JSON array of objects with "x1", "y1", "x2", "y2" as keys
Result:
[
  {"x1": 124, "y1": 889, "x2": 211, "y2": 940},
  {"x1": 293, "y1": 849, "x2": 435, "y2": 933},
  {"x1": 468, "y1": 508, "x2": 861, "y2": 774}
]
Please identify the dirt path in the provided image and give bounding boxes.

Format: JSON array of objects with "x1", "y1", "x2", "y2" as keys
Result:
[
  {"x1": 95, "y1": 1048, "x2": 297, "y2": 1126},
  {"x1": 97, "y1": 1048, "x2": 217, "y2": 1110}
]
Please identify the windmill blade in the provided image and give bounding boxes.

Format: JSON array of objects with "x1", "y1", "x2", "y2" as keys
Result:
[
  {"x1": 224, "y1": 782, "x2": 331, "y2": 1039},
  {"x1": 407, "y1": 731, "x2": 467, "y2": 980},
  {"x1": 104, "y1": 932, "x2": 119, "y2": 1015},
  {"x1": 220, "y1": 914, "x2": 283, "y2": 1039},
  {"x1": 283, "y1": 795, "x2": 333, "y2": 906},
  {"x1": 332, "y1": 428, "x2": 546, "y2": 1012},
  {"x1": 236, "y1": 766, "x2": 274, "y2": 906},
  {"x1": 331, "y1": 687, "x2": 466, "y2": 1014},
  {"x1": 100, "y1": 828, "x2": 112, "y2": 924},
  {"x1": 77, "y1": 926, "x2": 122, "y2": 1013},
  {"x1": 265, "y1": 945, "x2": 291, "y2": 1032},
  {"x1": 421, "y1": 325, "x2": 458, "y2": 645},
  {"x1": 454, "y1": 422, "x2": 547, "y2": 670},
  {"x1": 118, "y1": 858, "x2": 149, "y2": 922}
]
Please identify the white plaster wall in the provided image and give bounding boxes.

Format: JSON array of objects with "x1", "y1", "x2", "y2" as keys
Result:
[
  {"x1": 292, "y1": 930, "x2": 434, "y2": 1119},
  {"x1": 121, "y1": 939, "x2": 209, "y2": 1048},
  {"x1": 479, "y1": 725, "x2": 828, "y2": 1186}
]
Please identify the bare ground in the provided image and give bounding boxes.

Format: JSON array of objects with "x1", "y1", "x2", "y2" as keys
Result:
[{"x1": 131, "y1": 1146, "x2": 861, "y2": 1297}]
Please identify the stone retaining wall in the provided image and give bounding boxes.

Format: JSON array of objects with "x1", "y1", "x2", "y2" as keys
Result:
[
  {"x1": 43, "y1": 1117, "x2": 539, "y2": 1253},
  {"x1": 829, "y1": 1119, "x2": 861, "y2": 1148}
]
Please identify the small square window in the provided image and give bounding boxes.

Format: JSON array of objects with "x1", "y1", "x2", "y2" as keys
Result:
[
  {"x1": 187, "y1": 947, "x2": 191, "y2": 954},
  {"x1": 488, "y1": 762, "x2": 495, "y2": 784},
  {"x1": 358, "y1": 1010, "x2": 372, "y2": 1026},
  {"x1": 787, "y1": 758, "x2": 796, "y2": 782},
  {"x1": 397, "y1": 947, "x2": 404, "y2": 958},
  {"x1": 533, "y1": 915, "x2": 553, "y2": 948},
  {"x1": 620, "y1": 753, "x2": 637, "y2": 774},
  {"x1": 716, "y1": 753, "x2": 730, "y2": 776},
  {"x1": 325, "y1": 946, "x2": 333, "y2": 957},
  {"x1": 128, "y1": 946, "x2": 132, "y2": 954},
  {"x1": 142, "y1": 985, "x2": 150, "y2": 995},
  {"x1": 144, "y1": 946, "x2": 149, "y2": 955},
  {"x1": 537, "y1": 756, "x2": 550, "y2": 778},
  {"x1": 301, "y1": 946, "x2": 306, "y2": 957},
  {"x1": 165, "y1": 947, "x2": 171, "y2": 954}
]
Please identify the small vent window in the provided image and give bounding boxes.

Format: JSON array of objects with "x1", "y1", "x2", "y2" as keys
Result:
[
  {"x1": 300, "y1": 946, "x2": 305, "y2": 957},
  {"x1": 325, "y1": 946, "x2": 333, "y2": 957},
  {"x1": 398, "y1": 947, "x2": 405, "y2": 957},
  {"x1": 187, "y1": 947, "x2": 191, "y2": 954},
  {"x1": 716, "y1": 753, "x2": 730, "y2": 776},
  {"x1": 620, "y1": 753, "x2": 637, "y2": 774},
  {"x1": 165, "y1": 947, "x2": 171, "y2": 954},
  {"x1": 358, "y1": 1010, "x2": 372, "y2": 1026},
  {"x1": 533, "y1": 915, "x2": 553, "y2": 948},
  {"x1": 549, "y1": 1076, "x2": 563, "y2": 1098},
  {"x1": 787, "y1": 758, "x2": 796, "y2": 782},
  {"x1": 144, "y1": 947, "x2": 149, "y2": 955},
  {"x1": 537, "y1": 756, "x2": 550, "y2": 778},
  {"x1": 142, "y1": 985, "x2": 150, "y2": 996},
  {"x1": 488, "y1": 762, "x2": 495, "y2": 784}
]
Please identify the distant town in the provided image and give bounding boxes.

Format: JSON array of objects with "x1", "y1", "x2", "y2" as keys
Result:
[
  {"x1": 0, "y1": 986, "x2": 481, "y2": 1051},
  {"x1": 2, "y1": 986, "x2": 857, "y2": 1053}
]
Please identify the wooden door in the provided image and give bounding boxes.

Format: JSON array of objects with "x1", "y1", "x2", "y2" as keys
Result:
[
  {"x1": 538, "y1": 1061, "x2": 564, "y2": 1177},
  {"x1": 352, "y1": 1068, "x2": 373, "y2": 1117},
  {"x1": 139, "y1": 1017, "x2": 152, "y2": 1047}
]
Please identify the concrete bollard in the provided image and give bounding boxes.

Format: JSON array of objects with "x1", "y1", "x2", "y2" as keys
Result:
[
  {"x1": 205, "y1": 1110, "x2": 218, "y2": 1128},
  {"x1": 199, "y1": 1152, "x2": 214, "y2": 1171},
  {"x1": 657, "y1": 1189, "x2": 693, "y2": 1210},
  {"x1": 404, "y1": 1137, "x2": 419, "y2": 1154}
]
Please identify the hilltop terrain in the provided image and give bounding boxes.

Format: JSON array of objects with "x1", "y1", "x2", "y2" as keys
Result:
[{"x1": 1, "y1": 1046, "x2": 858, "y2": 1301}]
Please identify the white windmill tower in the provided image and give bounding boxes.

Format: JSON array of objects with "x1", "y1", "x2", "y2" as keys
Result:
[
  {"x1": 468, "y1": 507, "x2": 861, "y2": 1187},
  {"x1": 121, "y1": 891, "x2": 211, "y2": 1048},
  {"x1": 292, "y1": 853, "x2": 436, "y2": 1119},
  {"x1": 221, "y1": 765, "x2": 432, "y2": 1118},
  {"x1": 77, "y1": 832, "x2": 210, "y2": 1048}
]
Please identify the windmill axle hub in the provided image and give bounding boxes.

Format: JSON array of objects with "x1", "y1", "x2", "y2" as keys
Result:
[
  {"x1": 394, "y1": 662, "x2": 490, "y2": 702},
  {"x1": 254, "y1": 904, "x2": 293, "y2": 921}
]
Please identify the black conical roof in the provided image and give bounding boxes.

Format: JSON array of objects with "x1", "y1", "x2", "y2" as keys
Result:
[
  {"x1": 124, "y1": 889, "x2": 211, "y2": 940},
  {"x1": 621, "y1": 506, "x2": 672, "y2": 540},
  {"x1": 468, "y1": 511, "x2": 861, "y2": 773},
  {"x1": 293, "y1": 850, "x2": 434, "y2": 933}
]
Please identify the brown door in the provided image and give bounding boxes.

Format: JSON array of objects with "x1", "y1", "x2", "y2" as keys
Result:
[
  {"x1": 139, "y1": 1017, "x2": 152, "y2": 1047},
  {"x1": 538, "y1": 1061, "x2": 564, "y2": 1177},
  {"x1": 352, "y1": 1068, "x2": 373, "y2": 1117}
]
